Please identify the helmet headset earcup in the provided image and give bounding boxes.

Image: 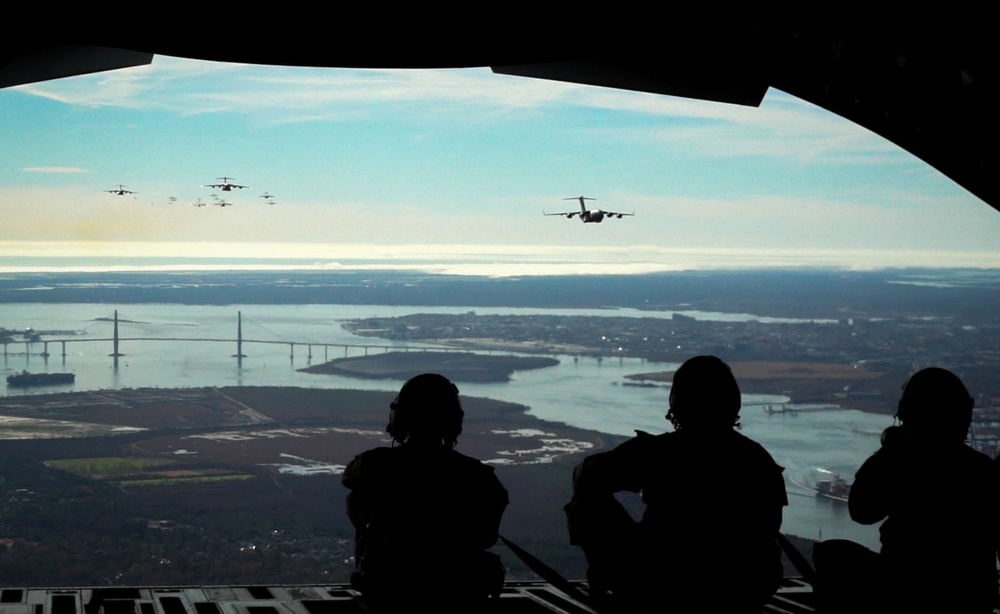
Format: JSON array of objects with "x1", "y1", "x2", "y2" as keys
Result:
[
  {"x1": 385, "y1": 374, "x2": 463, "y2": 446},
  {"x1": 667, "y1": 355, "x2": 741, "y2": 430},
  {"x1": 895, "y1": 367, "x2": 974, "y2": 441}
]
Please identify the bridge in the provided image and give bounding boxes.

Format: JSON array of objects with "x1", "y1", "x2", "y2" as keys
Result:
[{"x1": 2, "y1": 311, "x2": 464, "y2": 366}]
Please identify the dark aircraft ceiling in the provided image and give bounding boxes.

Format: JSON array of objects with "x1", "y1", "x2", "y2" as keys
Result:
[{"x1": 2, "y1": 18, "x2": 996, "y2": 212}]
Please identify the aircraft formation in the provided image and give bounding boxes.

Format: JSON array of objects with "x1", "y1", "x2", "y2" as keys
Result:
[
  {"x1": 544, "y1": 196, "x2": 634, "y2": 223},
  {"x1": 106, "y1": 184, "x2": 635, "y2": 222},
  {"x1": 103, "y1": 177, "x2": 276, "y2": 208}
]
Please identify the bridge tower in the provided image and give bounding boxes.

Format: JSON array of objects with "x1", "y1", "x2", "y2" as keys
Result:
[
  {"x1": 109, "y1": 310, "x2": 124, "y2": 358},
  {"x1": 233, "y1": 311, "x2": 247, "y2": 364}
]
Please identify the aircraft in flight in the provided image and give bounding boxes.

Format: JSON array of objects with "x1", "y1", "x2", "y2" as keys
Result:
[
  {"x1": 105, "y1": 184, "x2": 135, "y2": 196},
  {"x1": 204, "y1": 177, "x2": 249, "y2": 192},
  {"x1": 209, "y1": 193, "x2": 233, "y2": 207},
  {"x1": 260, "y1": 192, "x2": 276, "y2": 205},
  {"x1": 544, "y1": 196, "x2": 634, "y2": 223}
]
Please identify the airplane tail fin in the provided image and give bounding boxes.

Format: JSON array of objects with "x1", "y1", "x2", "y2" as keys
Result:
[{"x1": 563, "y1": 196, "x2": 594, "y2": 213}]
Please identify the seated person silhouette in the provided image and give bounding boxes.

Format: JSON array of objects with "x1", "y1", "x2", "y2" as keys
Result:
[
  {"x1": 814, "y1": 367, "x2": 999, "y2": 614},
  {"x1": 566, "y1": 355, "x2": 787, "y2": 613},
  {"x1": 342, "y1": 373, "x2": 509, "y2": 611}
]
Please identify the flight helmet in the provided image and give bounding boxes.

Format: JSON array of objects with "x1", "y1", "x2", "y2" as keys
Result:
[
  {"x1": 667, "y1": 355, "x2": 741, "y2": 430},
  {"x1": 896, "y1": 367, "x2": 973, "y2": 441},
  {"x1": 386, "y1": 373, "x2": 464, "y2": 447}
]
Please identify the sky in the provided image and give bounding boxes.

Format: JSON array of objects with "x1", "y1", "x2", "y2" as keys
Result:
[{"x1": 2, "y1": 55, "x2": 1000, "y2": 275}]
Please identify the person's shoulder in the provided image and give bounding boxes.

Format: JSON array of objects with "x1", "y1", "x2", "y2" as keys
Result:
[
  {"x1": 353, "y1": 446, "x2": 397, "y2": 463},
  {"x1": 954, "y1": 444, "x2": 995, "y2": 474},
  {"x1": 448, "y1": 450, "x2": 508, "y2": 495},
  {"x1": 448, "y1": 449, "x2": 498, "y2": 473},
  {"x1": 600, "y1": 429, "x2": 666, "y2": 461},
  {"x1": 728, "y1": 430, "x2": 779, "y2": 460},
  {"x1": 959, "y1": 443, "x2": 993, "y2": 462},
  {"x1": 343, "y1": 446, "x2": 396, "y2": 482}
]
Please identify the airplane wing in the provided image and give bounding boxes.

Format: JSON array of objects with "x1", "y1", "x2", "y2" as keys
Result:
[
  {"x1": 603, "y1": 210, "x2": 635, "y2": 219},
  {"x1": 544, "y1": 211, "x2": 580, "y2": 218}
]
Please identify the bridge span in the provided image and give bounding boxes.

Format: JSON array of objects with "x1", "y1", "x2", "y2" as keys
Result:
[{"x1": 3, "y1": 310, "x2": 466, "y2": 364}]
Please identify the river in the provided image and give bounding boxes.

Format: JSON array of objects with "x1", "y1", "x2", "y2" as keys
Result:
[{"x1": 1, "y1": 302, "x2": 886, "y2": 550}]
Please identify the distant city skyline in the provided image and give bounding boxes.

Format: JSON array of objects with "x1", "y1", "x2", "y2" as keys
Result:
[{"x1": 2, "y1": 56, "x2": 1000, "y2": 274}]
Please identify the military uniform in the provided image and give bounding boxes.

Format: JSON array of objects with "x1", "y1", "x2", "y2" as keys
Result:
[
  {"x1": 568, "y1": 428, "x2": 787, "y2": 613},
  {"x1": 844, "y1": 437, "x2": 999, "y2": 613},
  {"x1": 343, "y1": 443, "x2": 509, "y2": 607}
]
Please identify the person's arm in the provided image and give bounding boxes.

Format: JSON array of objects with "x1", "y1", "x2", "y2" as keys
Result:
[
  {"x1": 474, "y1": 469, "x2": 509, "y2": 550},
  {"x1": 343, "y1": 453, "x2": 372, "y2": 529},
  {"x1": 849, "y1": 450, "x2": 890, "y2": 525},
  {"x1": 566, "y1": 435, "x2": 647, "y2": 546},
  {"x1": 769, "y1": 463, "x2": 788, "y2": 533},
  {"x1": 572, "y1": 434, "x2": 647, "y2": 498}
]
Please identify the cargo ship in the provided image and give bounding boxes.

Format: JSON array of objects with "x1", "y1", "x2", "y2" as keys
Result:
[
  {"x1": 816, "y1": 474, "x2": 851, "y2": 502},
  {"x1": 789, "y1": 473, "x2": 852, "y2": 503},
  {"x1": 6, "y1": 371, "x2": 75, "y2": 388}
]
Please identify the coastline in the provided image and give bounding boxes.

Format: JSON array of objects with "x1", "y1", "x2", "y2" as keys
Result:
[{"x1": 625, "y1": 360, "x2": 898, "y2": 417}]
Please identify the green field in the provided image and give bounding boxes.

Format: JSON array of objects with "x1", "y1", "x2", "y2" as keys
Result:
[
  {"x1": 117, "y1": 474, "x2": 255, "y2": 487},
  {"x1": 45, "y1": 457, "x2": 253, "y2": 488},
  {"x1": 45, "y1": 457, "x2": 169, "y2": 475}
]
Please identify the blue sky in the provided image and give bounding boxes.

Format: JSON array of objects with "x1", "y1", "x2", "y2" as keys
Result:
[{"x1": 2, "y1": 55, "x2": 999, "y2": 274}]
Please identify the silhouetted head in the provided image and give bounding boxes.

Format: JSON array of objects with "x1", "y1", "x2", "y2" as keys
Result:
[
  {"x1": 896, "y1": 367, "x2": 973, "y2": 442},
  {"x1": 667, "y1": 355, "x2": 741, "y2": 430},
  {"x1": 386, "y1": 373, "x2": 464, "y2": 447}
]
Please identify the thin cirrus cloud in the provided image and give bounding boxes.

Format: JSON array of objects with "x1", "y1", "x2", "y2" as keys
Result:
[
  {"x1": 13, "y1": 56, "x2": 868, "y2": 137},
  {"x1": 12, "y1": 56, "x2": 908, "y2": 171},
  {"x1": 22, "y1": 167, "x2": 90, "y2": 174}
]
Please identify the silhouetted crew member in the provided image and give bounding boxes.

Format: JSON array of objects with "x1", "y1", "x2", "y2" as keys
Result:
[
  {"x1": 342, "y1": 373, "x2": 508, "y2": 611},
  {"x1": 816, "y1": 367, "x2": 999, "y2": 614},
  {"x1": 566, "y1": 355, "x2": 787, "y2": 613}
]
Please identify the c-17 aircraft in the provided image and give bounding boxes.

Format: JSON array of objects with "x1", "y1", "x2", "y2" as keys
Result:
[
  {"x1": 208, "y1": 193, "x2": 233, "y2": 207},
  {"x1": 203, "y1": 176, "x2": 249, "y2": 192},
  {"x1": 544, "y1": 196, "x2": 634, "y2": 223},
  {"x1": 105, "y1": 184, "x2": 135, "y2": 196}
]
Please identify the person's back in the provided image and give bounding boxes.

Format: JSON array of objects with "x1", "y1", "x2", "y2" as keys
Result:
[
  {"x1": 854, "y1": 439, "x2": 995, "y2": 609},
  {"x1": 637, "y1": 428, "x2": 784, "y2": 595},
  {"x1": 343, "y1": 374, "x2": 508, "y2": 610},
  {"x1": 847, "y1": 367, "x2": 998, "y2": 612},
  {"x1": 816, "y1": 367, "x2": 999, "y2": 614},
  {"x1": 567, "y1": 355, "x2": 786, "y2": 613}
]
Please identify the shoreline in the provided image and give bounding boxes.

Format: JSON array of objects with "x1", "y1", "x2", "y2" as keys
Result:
[
  {"x1": 625, "y1": 360, "x2": 900, "y2": 417},
  {"x1": 298, "y1": 351, "x2": 560, "y2": 383}
]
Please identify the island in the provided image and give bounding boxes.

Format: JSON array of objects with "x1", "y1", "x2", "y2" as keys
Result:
[{"x1": 298, "y1": 350, "x2": 559, "y2": 382}]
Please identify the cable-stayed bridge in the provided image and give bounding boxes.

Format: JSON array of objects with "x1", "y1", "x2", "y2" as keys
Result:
[{"x1": 3, "y1": 310, "x2": 458, "y2": 366}]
